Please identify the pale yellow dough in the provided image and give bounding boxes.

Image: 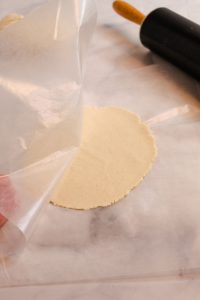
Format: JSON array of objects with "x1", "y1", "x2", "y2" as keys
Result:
[{"x1": 51, "y1": 107, "x2": 157, "y2": 210}]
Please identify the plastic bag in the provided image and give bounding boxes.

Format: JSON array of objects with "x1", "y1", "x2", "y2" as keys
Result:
[{"x1": 0, "y1": 0, "x2": 96, "y2": 257}]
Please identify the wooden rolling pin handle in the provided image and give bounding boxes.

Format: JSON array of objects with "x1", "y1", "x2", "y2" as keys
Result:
[{"x1": 113, "y1": 1, "x2": 145, "y2": 25}]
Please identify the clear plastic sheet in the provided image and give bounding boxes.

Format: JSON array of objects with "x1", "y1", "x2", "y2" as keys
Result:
[
  {"x1": 0, "y1": 0, "x2": 200, "y2": 295},
  {"x1": 0, "y1": 0, "x2": 96, "y2": 257}
]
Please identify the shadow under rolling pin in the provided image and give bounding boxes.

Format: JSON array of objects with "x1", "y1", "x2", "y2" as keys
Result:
[{"x1": 113, "y1": 1, "x2": 200, "y2": 80}]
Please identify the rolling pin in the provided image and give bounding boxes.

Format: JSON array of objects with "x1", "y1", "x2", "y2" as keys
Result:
[{"x1": 113, "y1": 1, "x2": 200, "y2": 80}]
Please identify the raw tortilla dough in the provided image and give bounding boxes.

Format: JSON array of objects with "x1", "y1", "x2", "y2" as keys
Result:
[{"x1": 51, "y1": 107, "x2": 157, "y2": 210}]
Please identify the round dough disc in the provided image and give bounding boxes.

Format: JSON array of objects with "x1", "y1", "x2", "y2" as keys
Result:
[{"x1": 51, "y1": 107, "x2": 157, "y2": 210}]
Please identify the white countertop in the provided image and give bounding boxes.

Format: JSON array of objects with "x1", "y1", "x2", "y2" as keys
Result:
[{"x1": 1, "y1": 0, "x2": 200, "y2": 298}]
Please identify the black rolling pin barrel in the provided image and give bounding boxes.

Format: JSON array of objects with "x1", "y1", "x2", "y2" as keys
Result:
[
  {"x1": 113, "y1": 1, "x2": 200, "y2": 80},
  {"x1": 140, "y1": 8, "x2": 200, "y2": 80}
]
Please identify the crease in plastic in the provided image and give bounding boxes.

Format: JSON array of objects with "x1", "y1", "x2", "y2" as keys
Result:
[{"x1": 0, "y1": 0, "x2": 96, "y2": 259}]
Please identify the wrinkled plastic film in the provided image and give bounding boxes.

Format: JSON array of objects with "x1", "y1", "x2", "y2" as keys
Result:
[
  {"x1": 0, "y1": 0, "x2": 96, "y2": 258},
  {"x1": 0, "y1": 0, "x2": 199, "y2": 287}
]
